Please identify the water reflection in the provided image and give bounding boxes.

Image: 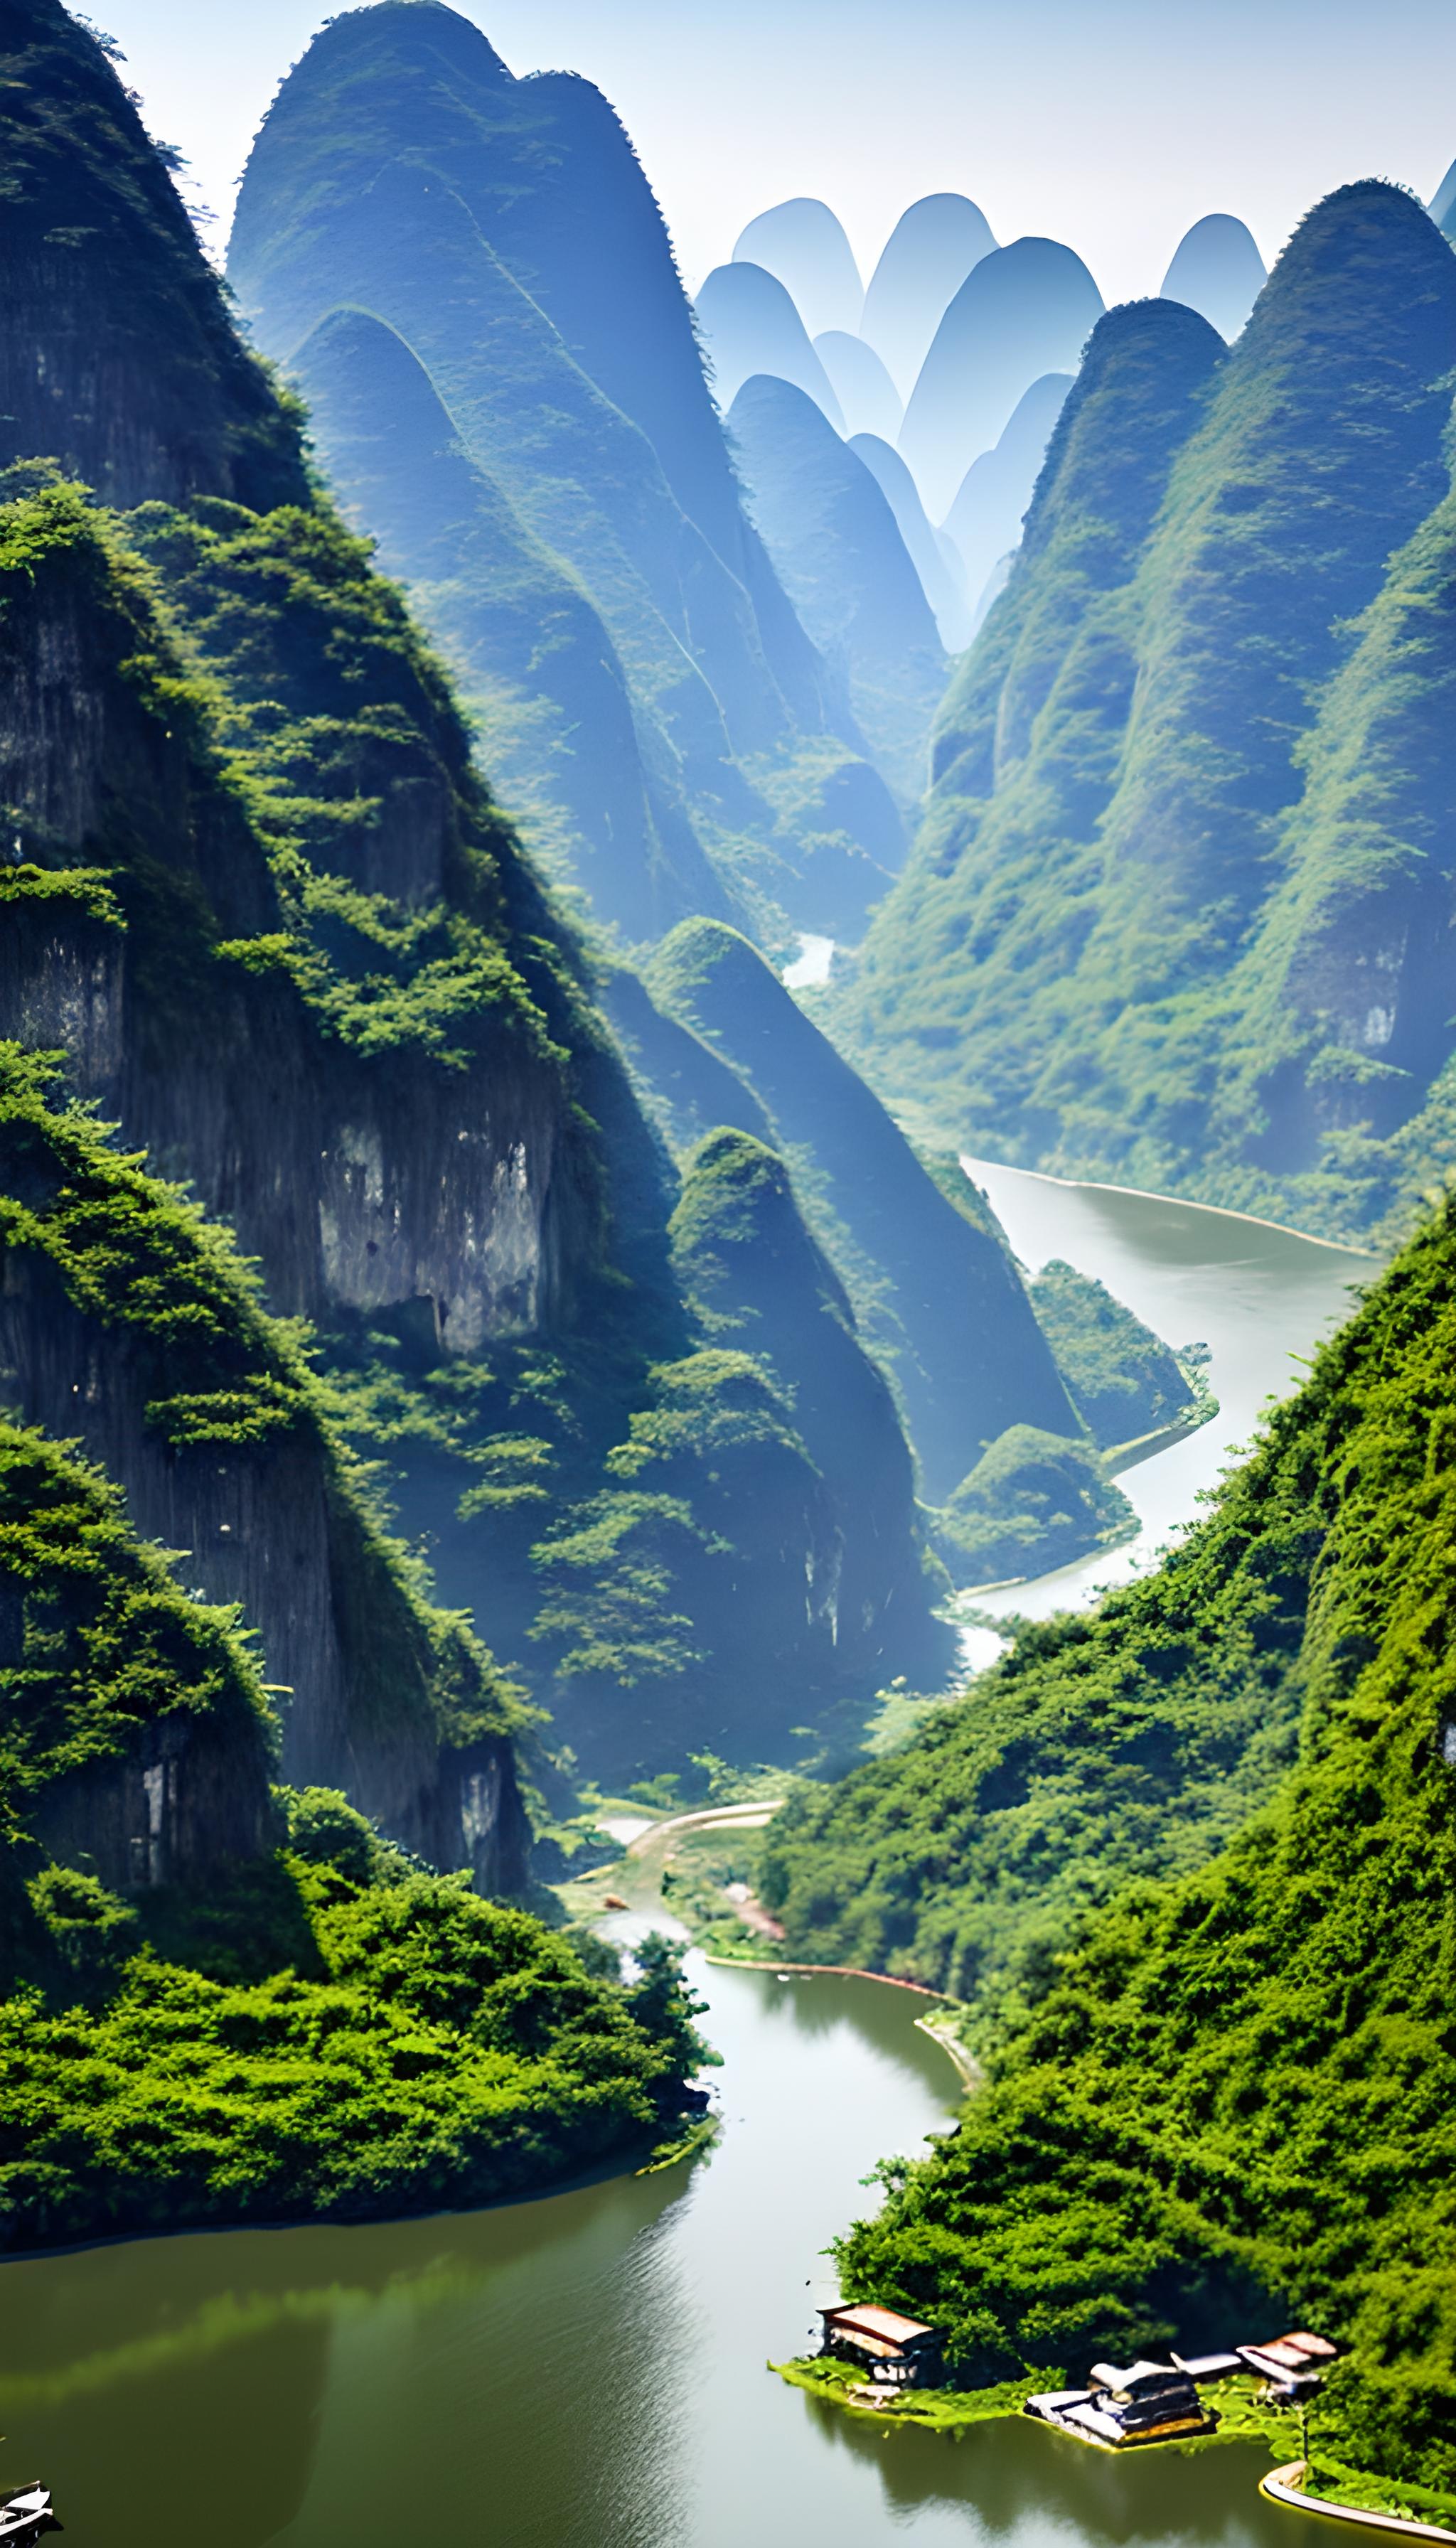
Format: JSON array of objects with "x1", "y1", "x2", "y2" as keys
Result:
[
  {"x1": 3, "y1": 1960, "x2": 1329, "y2": 2548},
  {"x1": 2, "y1": 1177, "x2": 1371, "y2": 2545}
]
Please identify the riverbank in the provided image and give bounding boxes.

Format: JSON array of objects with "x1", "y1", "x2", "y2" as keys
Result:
[
  {"x1": 775, "y1": 2357, "x2": 1456, "y2": 2537},
  {"x1": 776, "y1": 2360, "x2": 1308, "y2": 2456},
  {"x1": 1268, "y1": 2463, "x2": 1456, "y2": 2540}
]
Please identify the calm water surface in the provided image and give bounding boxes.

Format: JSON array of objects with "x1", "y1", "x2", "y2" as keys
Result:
[
  {"x1": 963, "y1": 1159, "x2": 1375, "y2": 1620},
  {"x1": 1, "y1": 1960, "x2": 1327, "y2": 2548},
  {"x1": 1, "y1": 1179, "x2": 1359, "y2": 2546}
]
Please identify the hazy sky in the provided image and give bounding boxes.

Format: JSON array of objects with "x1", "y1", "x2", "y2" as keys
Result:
[{"x1": 97, "y1": 0, "x2": 1456, "y2": 305}]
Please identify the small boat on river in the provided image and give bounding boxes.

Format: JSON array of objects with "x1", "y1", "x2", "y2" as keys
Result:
[{"x1": 0, "y1": 2483, "x2": 62, "y2": 2541}]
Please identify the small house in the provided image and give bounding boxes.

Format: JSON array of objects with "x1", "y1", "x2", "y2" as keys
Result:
[
  {"x1": 819, "y1": 2303, "x2": 943, "y2": 2388},
  {"x1": 1238, "y1": 2331, "x2": 1337, "y2": 2394}
]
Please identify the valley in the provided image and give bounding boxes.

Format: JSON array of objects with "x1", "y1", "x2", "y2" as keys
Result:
[{"x1": 0, "y1": 0, "x2": 1453, "y2": 2537}]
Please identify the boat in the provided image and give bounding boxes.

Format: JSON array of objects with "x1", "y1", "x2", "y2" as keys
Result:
[
  {"x1": 1025, "y1": 2357, "x2": 1218, "y2": 2448},
  {"x1": 0, "y1": 2484, "x2": 62, "y2": 2541}
]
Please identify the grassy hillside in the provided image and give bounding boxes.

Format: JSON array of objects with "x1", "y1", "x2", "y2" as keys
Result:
[
  {"x1": 0, "y1": 1423, "x2": 706, "y2": 2249},
  {"x1": 791, "y1": 1197, "x2": 1456, "y2": 2501},
  {"x1": 836, "y1": 188, "x2": 1456, "y2": 1237}
]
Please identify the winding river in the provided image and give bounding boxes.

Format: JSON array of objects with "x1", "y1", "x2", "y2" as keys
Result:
[{"x1": 1, "y1": 1172, "x2": 1369, "y2": 2547}]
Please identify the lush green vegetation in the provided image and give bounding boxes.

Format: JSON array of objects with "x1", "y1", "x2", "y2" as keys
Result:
[
  {"x1": 0, "y1": 1418, "x2": 273, "y2": 1856},
  {"x1": 932, "y1": 1424, "x2": 1136, "y2": 1588},
  {"x1": 835, "y1": 189, "x2": 1456, "y2": 1243},
  {"x1": 1, "y1": 1848, "x2": 708, "y2": 2251},
  {"x1": 1029, "y1": 1260, "x2": 1196, "y2": 1447},
  {"x1": 0, "y1": 1410, "x2": 707, "y2": 2250},
  {"x1": 813, "y1": 1198, "x2": 1456, "y2": 2500},
  {"x1": 758, "y1": 1231, "x2": 1364, "y2": 2013},
  {"x1": 0, "y1": 1042, "x2": 519, "y2": 1765}
]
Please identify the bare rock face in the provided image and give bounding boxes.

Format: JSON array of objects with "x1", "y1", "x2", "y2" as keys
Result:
[{"x1": 31, "y1": 1718, "x2": 274, "y2": 1897}]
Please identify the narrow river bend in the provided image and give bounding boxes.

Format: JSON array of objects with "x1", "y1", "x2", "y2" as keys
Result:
[{"x1": 1, "y1": 1173, "x2": 1362, "y2": 2547}]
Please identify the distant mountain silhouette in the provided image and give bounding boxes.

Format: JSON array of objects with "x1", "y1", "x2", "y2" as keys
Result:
[
  {"x1": 942, "y1": 372, "x2": 1074, "y2": 611},
  {"x1": 732, "y1": 197, "x2": 863, "y2": 336},
  {"x1": 695, "y1": 261, "x2": 845, "y2": 426},
  {"x1": 730, "y1": 374, "x2": 947, "y2": 807},
  {"x1": 850, "y1": 432, "x2": 971, "y2": 648},
  {"x1": 814, "y1": 330, "x2": 902, "y2": 439},
  {"x1": 230, "y1": 4, "x2": 906, "y2": 941},
  {"x1": 1430, "y1": 154, "x2": 1456, "y2": 232},
  {"x1": 291, "y1": 305, "x2": 722, "y2": 942},
  {"x1": 900, "y1": 237, "x2": 1104, "y2": 515},
  {"x1": 1161, "y1": 213, "x2": 1267, "y2": 341},
  {"x1": 861, "y1": 194, "x2": 998, "y2": 397}
]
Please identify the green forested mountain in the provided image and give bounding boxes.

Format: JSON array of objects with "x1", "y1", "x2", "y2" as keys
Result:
[
  {"x1": 626, "y1": 917, "x2": 1078, "y2": 1503},
  {"x1": 0, "y1": 0, "x2": 961, "y2": 1830},
  {"x1": 228, "y1": 0, "x2": 906, "y2": 942},
  {"x1": 837, "y1": 186, "x2": 1456, "y2": 1241},
  {"x1": 815, "y1": 1201, "x2": 1456, "y2": 2501},
  {"x1": 0, "y1": 1406, "x2": 703, "y2": 2246},
  {"x1": 1029, "y1": 1258, "x2": 1194, "y2": 1447},
  {"x1": 291, "y1": 303, "x2": 722, "y2": 946}
]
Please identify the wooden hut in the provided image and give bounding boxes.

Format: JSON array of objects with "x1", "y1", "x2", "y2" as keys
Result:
[{"x1": 819, "y1": 2303, "x2": 943, "y2": 2388}]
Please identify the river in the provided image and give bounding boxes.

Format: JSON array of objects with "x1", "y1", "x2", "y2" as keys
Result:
[
  {"x1": 1, "y1": 1173, "x2": 1364, "y2": 2547},
  {"x1": 963, "y1": 1158, "x2": 1374, "y2": 1621},
  {"x1": 0, "y1": 1955, "x2": 1327, "y2": 2548}
]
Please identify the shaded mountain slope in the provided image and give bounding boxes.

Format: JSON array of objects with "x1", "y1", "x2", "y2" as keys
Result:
[
  {"x1": 0, "y1": 1, "x2": 304, "y2": 513},
  {"x1": 837, "y1": 187, "x2": 1456, "y2": 1223},
  {"x1": 0, "y1": 0, "x2": 947, "y2": 1818},
  {"x1": 850, "y1": 434, "x2": 972, "y2": 648},
  {"x1": 861, "y1": 194, "x2": 998, "y2": 398},
  {"x1": 813, "y1": 331, "x2": 903, "y2": 441},
  {"x1": 814, "y1": 1197, "x2": 1456, "y2": 2505},
  {"x1": 942, "y1": 372, "x2": 1074, "y2": 613},
  {"x1": 229, "y1": 1, "x2": 899, "y2": 939},
  {"x1": 289, "y1": 303, "x2": 721, "y2": 942},
  {"x1": 732, "y1": 198, "x2": 864, "y2": 338},
  {"x1": 900, "y1": 237, "x2": 1104, "y2": 515},
  {"x1": 0, "y1": 1044, "x2": 530, "y2": 1882},
  {"x1": 695, "y1": 261, "x2": 845, "y2": 427},
  {"x1": 641, "y1": 919, "x2": 1077, "y2": 1500},
  {"x1": 728, "y1": 375, "x2": 948, "y2": 808}
]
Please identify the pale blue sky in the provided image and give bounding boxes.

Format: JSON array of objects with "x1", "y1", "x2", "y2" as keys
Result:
[{"x1": 96, "y1": 0, "x2": 1456, "y2": 304}]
